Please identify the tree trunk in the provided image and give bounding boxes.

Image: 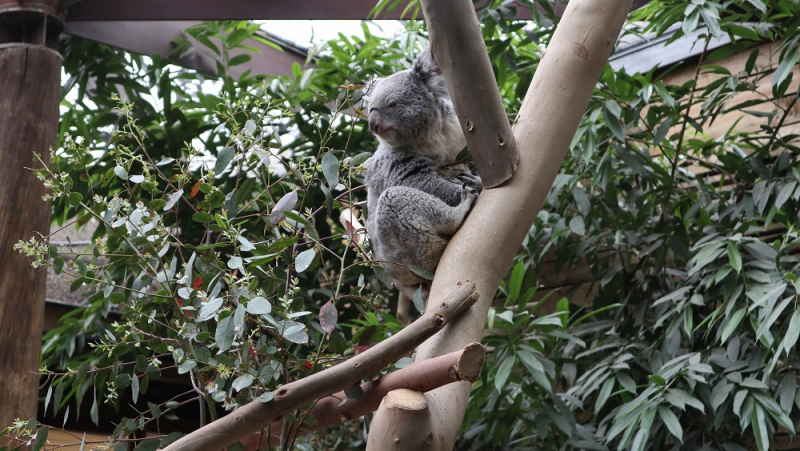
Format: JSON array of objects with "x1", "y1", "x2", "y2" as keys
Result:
[
  {"x1": 367, "y1": 0, "x2": 633, "y2": 448},
  {"x1": 366, "y1": 389, "x2": 433, "y2": 451},
  {"x1": 0, "y1": 44, "x2": 61, "y2": 431}
]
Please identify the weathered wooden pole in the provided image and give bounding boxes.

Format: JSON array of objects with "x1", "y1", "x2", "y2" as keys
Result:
[{"x1": 0, "y1": 0, "x2": 62, "y2": 431}]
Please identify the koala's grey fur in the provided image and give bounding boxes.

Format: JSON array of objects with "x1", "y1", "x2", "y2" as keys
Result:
[{"x1": 364, "y1": 49, "x2": 482, "y2": 300}]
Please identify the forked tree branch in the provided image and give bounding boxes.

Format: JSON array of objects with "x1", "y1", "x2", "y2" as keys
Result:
[
  {"x1": 367, "y1": 0, "x2": 634, "y2": 449},
  {"x1": 421, "y1": 0, "x2": 518, "y2": 188},
  {"x1": 162, "y1": 281, "x2": 478, "y2": 451}
]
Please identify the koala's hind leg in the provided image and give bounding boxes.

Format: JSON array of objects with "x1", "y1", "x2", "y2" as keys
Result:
[{"x1": 375, "y1": 186, "x2": 477, "y2": 275}]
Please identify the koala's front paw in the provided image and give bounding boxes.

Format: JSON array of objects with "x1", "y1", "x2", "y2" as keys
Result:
[
  {"x1": 460, "y1": 182, "x2": 480, "y2": 205},
  {"x1": 457, "y1": 172, "x2": 483, "y2": 193}
]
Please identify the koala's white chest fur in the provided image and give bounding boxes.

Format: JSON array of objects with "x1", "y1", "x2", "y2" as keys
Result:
[{"x1": 428, "y1": 113, "x2": 467, "y2": 165}]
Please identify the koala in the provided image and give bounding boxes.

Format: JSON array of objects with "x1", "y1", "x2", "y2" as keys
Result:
[{"x1": 364, "y1": 49, "x2": 482, "y2": 301}]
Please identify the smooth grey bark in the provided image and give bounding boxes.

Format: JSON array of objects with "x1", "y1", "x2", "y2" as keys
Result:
[
  {"x1": 367, "y1": 0, "x2": 634, "y2": 448},
  {"x1": 420, "y1": 0, "x2": 518, "y2": 188}
]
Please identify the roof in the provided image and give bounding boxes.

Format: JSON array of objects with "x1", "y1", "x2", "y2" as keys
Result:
[{"x1": 610, "y1": 24, "x2": 735, "y2": 74}]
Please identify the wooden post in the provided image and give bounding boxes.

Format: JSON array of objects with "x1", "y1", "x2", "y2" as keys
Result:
[{"x1": 0, "y1": 1, "x2": 63, "y2": 431}]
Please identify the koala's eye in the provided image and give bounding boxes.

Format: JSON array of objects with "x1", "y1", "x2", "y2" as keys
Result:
[{"x1": 388, "y1": 100, "x2": 397, "y2": 108}]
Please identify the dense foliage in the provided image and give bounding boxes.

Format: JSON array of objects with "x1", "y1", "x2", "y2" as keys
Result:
[{"x1": 4, "y1": 0, "x2": 800, "y2": 450}]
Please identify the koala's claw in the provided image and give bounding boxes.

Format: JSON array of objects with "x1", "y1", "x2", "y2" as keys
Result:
[
  {"x1": 457, "y1": 172, "x2": 483, "y2": 192},
  {"x1": 461, "y1": 182, "x2": 480, "y2": 204}
]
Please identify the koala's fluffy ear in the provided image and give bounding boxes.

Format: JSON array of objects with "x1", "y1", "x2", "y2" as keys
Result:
[
  {"x1": 365, "y1": 77, "x2": 382, "y2": 97},
  {"x1": 413, "y1": 47, "x2": 442, "y2": 77},
  {"x1": 413, "y1": 48, "x2": 449, "y2": 97}
]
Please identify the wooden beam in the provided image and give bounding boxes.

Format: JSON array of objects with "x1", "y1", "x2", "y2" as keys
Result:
[
  {"x1": 61, "y1": 0, "x2": 650, "y2": 21},
  {"x1": 0, "y1": 43, "x2": 61, "y2": 434},
  {"x1": 63, "y1": 21, "x2": 310, "y2": 77},
  {"x1": 63, "y1": 0, "x2": 417, "y2": 21}
]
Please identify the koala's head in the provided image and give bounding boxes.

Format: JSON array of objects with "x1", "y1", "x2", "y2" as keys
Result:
[{"x1": 367, "y1": 49, "x2": 451, "y2": 149}]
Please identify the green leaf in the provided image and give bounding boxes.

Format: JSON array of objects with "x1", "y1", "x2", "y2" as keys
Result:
[
  {"x1": 133, "y1": 438, "x2": 160, "y2": 451},
  {"x1": 595, "y1": 377, "x2": 615, "y2": 412},
  {"x1": 232, "y1": 374, "x2": 254, "y2": 392},
  {"x1": 215, "y1": 315, "x2": 235, "y2": 352},
  {"x1": 569, "y1": 215, "x2": 585, "y2": 236},
  {"x1": 654, "y1": 83, "x2": 675, "y2": 107},
  {"x1": 269, "y1": 191, "x2": 298, "y2": 224},
  {"x1": 243, "y1": 119, "x2": 257, "y2": 135},
  {"x1": 321, "y1": 151, "x2": 340, "y2": 188},
  {"x1": 246, "y1": 297, "x2": 272, "y2": 315},
  {"x1": 159, "y1": 432, "x2": 184, "y2": 448},
  {"x1": 33, "y1": 426, "x2": 47, "y2": 451},
  {"x1": 54, "y1": 380, "x2": 64, "y2": 415},
  {"x1": 90, "y1": 390, "x2": 99, "y2": 425},
  {"x1": 148, "y1": 402, "x2": 162, "y2": 420},
  {"x1": 779, "y1": 375, "x2": 796, "y2": 413},
  {"x1": 783, "y1": 309, "x2": 800, "y2": 353},
  {"x1": 44, "y1": 385, "x2": 52, "y2": 415},
  {"x1": 775, "y1": 180, "x2": 797, "y2": 210},
  {"x1": 131, "y1": 374, "x2": 139, "y2": 404},
  {"x1": 751, "y1": 405, "x2": 769, "y2": 451},
  {"x1": 192, "y1": 212, "x2": 213, "y2": 223},
  {"x1": 409, "y1": 264, "x2": 434, "y2": 281},
  {"x1": 658, "y1": 406, "x2": 683, "y2": 443},
  {"x1": 68, "y1": 192, "x2": 83, "y2": 206},
  {"x1": 114, "y1": 165, "x2": 128, "y2": 180},
  {"x1": 228, "y1": 54, "x2": 252, "y2": 67},
  {"x1": 177, "y1": 360, "x2": 196, "y2": 374},
  {"x1": 214, "y1": 146, "x2": 236, "y2": 174},
  {"x1": 227, "y1": 255, "x2": 243, "y2": 270},
  {"x1": 772, "y1": 47, "x2": 799, "y2": 93},
  {"x1": 283, "y1": 210, "x2": 319, "y2": 241},
  {"x1": 755, "y1": 296, "x2": 792, "y2": 341},
  {"x1": 412, "y1": 286, "x2": 425, "y2": 314},
  {"x1": 721, "y1": 307, "x2": 746, "y2": 344},
  {"x1": 727, "y1": 243, "x2": 742, "y2": 273},
  {"x1": 349, "y1": 152, "x2": 371, "y2": 166},
  {"x1": 295, "y1": 249, "x2": 315, "y2": 273},
  {"x1": 237, "y1": 235, "x2": 256, "y2": 252},
  {"x1": 198, "y1": 298, "x2": 224, "y2": 321},
  {"x1": 746, "y1": 0, "x2": 766, "y2": 12},
  {"x1": 602, "y1": 107, "x2": 626, "y2": 141},
  {"x1": 494, "y1": 357, "x2": 515, "y2": 392},
  {"x1": 749, "y1": 283, "x2": 787, "y2": 312},
  {"x1": 281, "y1": 321, "x2": 308, "y2": 344}
]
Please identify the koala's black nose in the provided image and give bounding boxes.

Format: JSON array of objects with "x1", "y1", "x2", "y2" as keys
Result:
[{"x1": 368, "y1": 109, "x2": 382, "y2": 135}]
